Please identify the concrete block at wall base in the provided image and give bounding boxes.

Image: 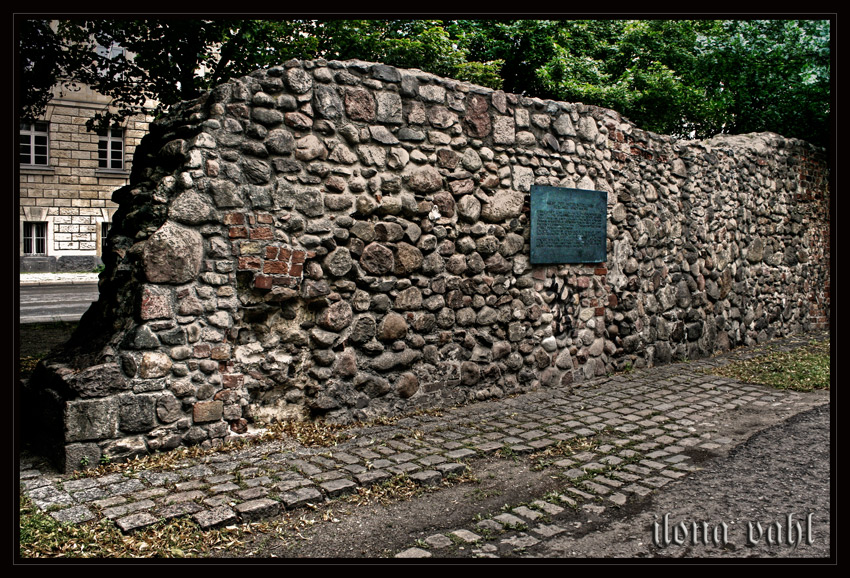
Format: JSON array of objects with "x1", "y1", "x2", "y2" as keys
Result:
[
  {"x1": 19, "y1": 255, "x2": 101, "y2": 273},
  {"x1": 19, "y1": 256, "x2": 57, "y2": 272},
  {"x1": 56, "y1": 256, "x2": 99, "y2": 272}
]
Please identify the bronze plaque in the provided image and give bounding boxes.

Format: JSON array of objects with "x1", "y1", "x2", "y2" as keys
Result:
[{"x1": 530, "y1": 186, "x2": 607, "y2": 264}]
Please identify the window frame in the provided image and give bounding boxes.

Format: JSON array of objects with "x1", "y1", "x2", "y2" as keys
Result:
[
  {"x1": 95, "y1": 41, "x2": 127, "y2": 80},
  {"x1": 19, "y1": 121, "x2": 49, "y2": 167},
  {"x1": 100, "y1": 221, "x2": 111, "y2": 256},
  {"x1": 22, "y1": 221, "x2": 47, "y2": 255},
  {"x1": 97, "y1": 126, "x2": 125, "y2": 171}
]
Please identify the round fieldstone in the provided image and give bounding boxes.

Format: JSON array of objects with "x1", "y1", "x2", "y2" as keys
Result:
[
  {"x1": 265, "y1": 129, "x2": 295, "y2": 155},
  {"x1": 394, "y1": 287, "x2": 422, "y2": 310},
  {"x1": 460, "y1": 361, "x2": 480, "y2": 386},
  {"x1": 484, "y1": 253, "x2": 511, "y2": 274},
  {"x1": 344, "y1": 87, "x2": 376, "y2": 122},
  {"x1": 142, "y1": 222, "x2": 204, "y2": 284},
  {"x1": 350, "y1": 315, "x2": 377, "y2": 344},
  {"x1": 378, "y1": 312, "x2": 408, "y2": 341},
  {"x1": 139, "y1": 352, "x2": 172, "y2": 379},
  {"x1": 252, "y1": 107, "x2": 284, "y2": 126},
  {"x1": 481, "y1": 190, "x2": 524, "y2": 223},
  {"x1": 492, "y1": 116, "x2": 515, "y2": 145},
  {"x1": 456, "y1": 195, "x2": 481, "y2": 222},
  {"x1": 333, "y1": 349, "x2": 358, "y2": 377},
  {"x1": 319, "y1": 301, "x2": 353, "y2": 332},
  {"x1": 553, "y1": 114, "x2": 576, "y2": 136},
  {"x1": 242, "y1": 158, "x2": 272, "y2": 184},
  {"x1": 445, "y1": 254, "x2": 467, "y2": 275},
  {"x1": 325, "y1": 247, "x2": 353, "y2": 277},
  {"x1": 375, "y1": 222, "x2": 405, "y2": 241},
  {"x1": 360, "y1": 243, "x2": 395, "y2": 275},
  {"x1": 500, "y1": 233, "x2": 525, "y2": 257},
  {"x1": 555, "y1": 349, "x2": 573, "y2": 370},
  {"x1": 407, "y1": 165, "x2": 443, "y2": 193},
  {"x1": 285, "y1": 67, "x2": 313, "y2": 93},
  {"x1": 294, "y1": 135, "x2": 327, "y2": 161},
  {"x1": 393, "y1": 242, "x2": 423, "y2": 274},
  {"x1": 313, "y1": 84, "x2": 344, "y2": 120},
  {"x1": 169, "y1": 190, "x2": 216, "y2": 225},
  {"x1": 396, "y1": 373, "x2": 419, "y2": 398},
  {"x1": 463, "y1": 93, "x2": 491, "y2": 137},
  {"x1": 492, "y1": 341, "x2": 512, "y2": 360},
  {"x1": 354, "y1": 373, "x2": 391, "y2": 397},
  {"x1": 432, "y1": 191, "x2": 455, "y2": 218},
  {"x1": 577, "y1": 116, "x2": 599, "y2": 141}
]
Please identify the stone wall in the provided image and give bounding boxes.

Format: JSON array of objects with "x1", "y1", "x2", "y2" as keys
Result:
[{"x1": 22, "y1": 59, "x2": 830, "y2": 472}]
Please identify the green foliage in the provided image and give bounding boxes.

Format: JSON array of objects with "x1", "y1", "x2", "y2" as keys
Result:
[
  {"x1": 18, "y1": 18, "x2": 830, "y2": 147},
  {"x1": 464, "y1": 18, "x2": 830, "y2": 147},
  {"x1": 692, "y1": 20, "x2": 831, "y2": 147},
  {"x1": 707, "y1": 339, "x2": 830, "y2": 392},
  {"x1": 306, "y1": 20, "x2": 505, "y2": 90},
  {"x1": 43, "y1": 19, "x2": 320, "y2": 129},
  {"x1": 536, "y1": 19, "x2": 830, "y2": 146},
  {"x1": 19, "y1": 20, "x2": 72, "y2": 123},
  {"x1": 450, "y1": 20, "x2": 567, "y2": 97}
]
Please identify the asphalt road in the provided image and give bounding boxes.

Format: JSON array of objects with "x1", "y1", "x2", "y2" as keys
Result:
[
  {"x1": 525, "y1": 403, "x2": 832, "y2": 559},
  {"x1": 18, "y1": 282, "x2": 99, "y2": 324}
]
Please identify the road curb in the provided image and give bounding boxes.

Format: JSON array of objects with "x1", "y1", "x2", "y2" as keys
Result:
[{"x1": 19, "y1": 274, "x2": 100, "y2": 286}]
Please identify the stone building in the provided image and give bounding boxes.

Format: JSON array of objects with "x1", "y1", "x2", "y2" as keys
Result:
[{"x1": 18, "y1": 83, "x2": 152, "y2": 272}]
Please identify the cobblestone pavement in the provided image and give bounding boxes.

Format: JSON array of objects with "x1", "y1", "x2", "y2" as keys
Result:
[{"x1": 19, "y1": 331, "x2": 830, "y2": 557}]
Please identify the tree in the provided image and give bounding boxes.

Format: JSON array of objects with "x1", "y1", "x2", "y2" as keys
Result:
[
  {"x1": 692, "y1": 19, "x2": 831, "y2": 147},
  {"x1": 532, "y1": 19, "x2": 830, "y2": 147},
  {"x1": 18, "y1": 19, "x2": 85, "y2": 124},
  {"x1": 19, "y1": 19, "x2": 321, "y2": 129},
  {"x1": 17, "y1": 18, "x2": 503, "y2": 131},
  {"x1": 449, "y1": 20, "x2": 568, "y2": 98},
  {"x1": 310, "y1": 19, "x2": 503, "y2": 87},
  {"x1": 18, "y1": 18, "x2": 830, "y2": 147}
]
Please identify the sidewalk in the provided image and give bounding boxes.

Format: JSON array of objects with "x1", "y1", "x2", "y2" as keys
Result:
[
  {"x1": 18, "y1": 331, "x2": 830, "y2": 555},
  {"x1": 19, "y1": 272, "x2": 100, "y2": 286}
]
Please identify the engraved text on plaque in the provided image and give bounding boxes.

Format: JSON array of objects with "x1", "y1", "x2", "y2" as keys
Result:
[{"x1": 530, "y1": 186, "x2": 607, "y2": 264}]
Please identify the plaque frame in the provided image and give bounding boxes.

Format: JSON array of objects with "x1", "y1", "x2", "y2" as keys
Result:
[{"x1": 530, "y1": 186, "x2": 607, "y2": 264}]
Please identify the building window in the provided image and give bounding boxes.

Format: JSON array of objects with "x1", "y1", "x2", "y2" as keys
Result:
[
  {"x1": 20, "y1": 122, "x2": 49, "y2": 166},
  {"x1": 97, "y1": 127, "x2": 124, "y2": 170},
  {"x1": 23, "y1": 222, "x2": 47, "y2": 255},
  {"x1": 101, "y1": 221, "x2": 111, "y2": 255},
  {"x1": 95, "y1": 42, "x2": 126, "y2": 80}
]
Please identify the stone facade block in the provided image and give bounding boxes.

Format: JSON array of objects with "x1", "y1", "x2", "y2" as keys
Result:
[
  {"x1": 65, "y1": 398, "x2": 119, "y2": 442},
  {"x1": 193, "y1": 401, "x2": 223, "y2": 423}
]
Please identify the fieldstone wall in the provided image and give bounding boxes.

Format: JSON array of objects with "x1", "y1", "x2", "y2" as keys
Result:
[{"x1": 23, "y1": 59, "x2": 830, "y2": 472}]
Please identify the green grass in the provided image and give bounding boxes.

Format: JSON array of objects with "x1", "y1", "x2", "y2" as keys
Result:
[
  {"x1": 707, "y1": 340, "x2": 830, "y2": 392},
  {"x1": 19, "y1": 493, "x2": 232, "y2": 558}
]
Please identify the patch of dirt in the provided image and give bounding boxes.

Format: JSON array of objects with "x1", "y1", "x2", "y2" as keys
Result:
[
  {"x1": 680, "y1": 447, "x2": 719, "y2": 465},
  {"x1": 18, "y1": 321, "x2": 78, "y2": 379},
  {"x1": 19, "y1": 321, "x2": 77, "y2": 358}
]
